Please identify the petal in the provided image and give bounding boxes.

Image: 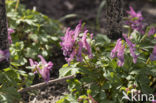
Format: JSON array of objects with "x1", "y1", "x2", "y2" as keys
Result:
[
  {"x1": 74, "y1": 22, "x2": 81, "y2": 41},
  {"x1": 38, "y1": 55, "x2": 47, "y2": 65},
  {"x1": 76, "y1": 41, "x2": 83, "y2": 62},
  {"x1": 29, "y1": 59, "x2": 35, "y2": 67},
  {"x1": 40, "y1": 67, "x2": 50, "y2": 82},
  {"x1": 47, "y1": 62, "x2": 53, "y2": 70}
]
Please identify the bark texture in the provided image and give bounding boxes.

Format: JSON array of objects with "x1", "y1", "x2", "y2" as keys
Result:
[
  {"x1": 106, "y1": 0, "x2": 123, "y2": 40},
  {"x1": 0, "y1": 0, "x2": 10, "y2": 69}
]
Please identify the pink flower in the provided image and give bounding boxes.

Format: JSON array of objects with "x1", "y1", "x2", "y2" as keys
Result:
[
  {"x1": 111, "y1": 38, "x2": 125, "y2": 67},
  {"x1": 60, "y1": 28, "x2": 75, "y2": 56},
  {"x1": 0, "y1": 49, "x2": 10, "y2": 62},
  {"x1": 148, "y1": 27, "x2": 156, "y2": 37},
  {"x1": 60, "y1": 22, "x2": 93, "y2": 65},
  {"x1": 65, "y1": 49, "x2": 77, "y2": 65},
  {"x1": 117, "y1": 44, "x2": 125, "y2": 67},
  {"x1": 127, "y1": 6, "x2": 143, "y2": 20},
  {"x1": 82, "y1": 30, "x2": 93, "y2": 58},
  {"x1": 126, "y1": 6, "x2": 144, "y2": 34},
  {"x1": 123, "y1": 34, "x2": 138, "y2": 63},
  {"x1": 74, "y1": 21, "x2": 81, "y2": 41},
  {"x1": 150, "y1": 45, "x2": 156, "y2": 61},
  {"x1": 90, "y1": 33, "x2": 94, "y2": 40},
  {"x1": 76, "y1": 41, "x2": 83, "y2": 62},
  {"x1": 111, "y1": 38, "x2": 122, "y2": 58},
  {"x1": 8, "y1": 28, "x2": 14, "y2": 44},
  {"x1": 29, "y1": 55, "x2": 53, "y2": 82},
  {"x1": 88, "y1": 94, "x2": 98, "y2": 103}
]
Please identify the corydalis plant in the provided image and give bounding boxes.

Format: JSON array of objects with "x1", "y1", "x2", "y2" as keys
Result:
[
  {"x1": 60, "y1": 22, "x2": 93, "y2": 64},
  {"x1": 29, "y1": 55, "x2": 53, "y2": 82},
  {"x1": 126, "y1": 6, "x2": 145, "y2": 34}
]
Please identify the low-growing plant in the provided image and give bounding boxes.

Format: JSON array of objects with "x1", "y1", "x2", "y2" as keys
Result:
[
  {"x1": 0, "y1": 0, "x2": 62, "y2": 102},
  {"x1": 58, "y1": 7, "x2": 156, "y2": 103},
  {"x1": 7, "y1": 0, "x2": 62, "y2": 65}
]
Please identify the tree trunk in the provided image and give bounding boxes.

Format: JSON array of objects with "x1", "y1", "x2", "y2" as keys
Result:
[
  {"x1": 0, "y1": 0, "x2": 10, "y2": 69},
  {"x1": 106, "y1": 0, "x2": 123, "y2": 40}
]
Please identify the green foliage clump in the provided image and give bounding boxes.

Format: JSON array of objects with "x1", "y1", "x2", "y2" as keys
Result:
[
  {"x1": 58, "y1": 31, "x2": 156, "y2": 103},
  {"x1": 6, "y1": 0, "x2": 62, "y2": 65},
  {"x1": 0, "y1": 0, "x2": 62, "y2": 102}
]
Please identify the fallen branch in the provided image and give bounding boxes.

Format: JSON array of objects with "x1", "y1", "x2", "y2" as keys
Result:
[{"x1": 18, "y1": 75, "x2": 75, "y2": 93}]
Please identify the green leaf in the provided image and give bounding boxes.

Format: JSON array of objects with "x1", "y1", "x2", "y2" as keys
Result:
[{"x1": 59, "y1": 64, "x2": 80, "y2": 78}]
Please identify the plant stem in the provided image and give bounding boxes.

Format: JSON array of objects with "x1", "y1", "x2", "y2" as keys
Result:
[
  {"x1": 18, "y1": 75, "x2": 75, "y2": 93},
  {"x1": 128, "y1": 27, "x2": 132, "y2": 38},
  {"x1": 15, "y1": 0, "x2": 20, "y2": 11},
  {"x1": 83, "y1": 56, "x2": 92, "y2": 69},
  {"x1": 146, "y1": 58, "x2": 150, "y2": 64}
]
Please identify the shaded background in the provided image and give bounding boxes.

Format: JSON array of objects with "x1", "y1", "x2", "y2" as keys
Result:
[{"x1": 21, "y1": 0, "x2": 156, "y2": 34}]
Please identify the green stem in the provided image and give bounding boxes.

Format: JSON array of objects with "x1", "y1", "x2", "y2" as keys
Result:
[
  {"x1": 128, "y1": 27, "x2": 132, "y2": 38},
  {"x1": 15, "y1": 0, "x2": 20, "y2": 11},
  {"x1": 140, "y1": 26, "x2": 152, "y2": 42},
  {"x1": 146, "y1": 58, "x2": 150, "y2": 64},
  {"x1": 83, "y1": 56, "x2": 93, "y2": 69}
]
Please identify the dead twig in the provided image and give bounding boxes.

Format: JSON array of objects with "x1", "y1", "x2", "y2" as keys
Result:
[{"x1": 18, "y1": 75, "x2": 75, "y2": 93}]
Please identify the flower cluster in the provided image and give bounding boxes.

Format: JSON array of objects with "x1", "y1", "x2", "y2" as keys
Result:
[
  {"x1": 29, "y1": 55, "x2": 53, "y2": 82},
  {"x1": 111, "y1": 34, "x2": 139, "y2": 67},
  {"x1": 126, "y1": 6, "x2": 145, "y2": 34},
  {"x1": 60, "y1": 22, "x2": 93, "y2": 65},
  {"x1": 123, "y1": 34, "x2": 138, "y2": 63},
  {"x1": 111, "y1": 38, "x2": 125, "y2": 67},
  {"x1": 0, "y1": 49, "x2": 10, "y2": 62}
]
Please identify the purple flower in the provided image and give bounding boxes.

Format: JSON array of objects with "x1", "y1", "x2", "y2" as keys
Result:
[
  {"x1": 60, "y1": 22, "x2": 93, "y2": 65},
  {"x1": 126, "y1": 6, "x2": 144, "y2": 34},
  {"x1": 0, "y1": 49, "x2": 10, "y2": 62},
  {"x1": 65, "y1": 49, "x2": 77, "y2": 65},
  {"x1": 111, "y1": 39, "x2": 125, "y2": 67},
  {"x1": 111, "y1": 38, "x2": 122, "y2": 58},
  {"x1": 29, "y1": 59, "x2": 39, "y2": 74},
  {"x1": 76, "y1": 41, "x2": 83, "y2": 62},
  {"x1": 60, "y1": 28, "x2": 75, "y2": 56},
  {"x1": 150, "y1": 45, "x2": 156, "y2": 61},
  {"x1": 127, "y1": 6, "x2": 143, "y2": 20},
  {"x1": 123, "y1": 34, "x2": 138, "y2": 63},
  {"x1": 117, "y1": 44, "x2": 125, "y2": 67},
  {"x1": 8, "y1": 28, "x2": 14, "y2": 44},
  {"x1": 148, "y1": 27, "x2": 156, "y2": 36},
  {"x1": 74, "y1": 21, "x2": 81, "y2": 41},
  {"x1": 90, "y1": 33, "x2": 94, "y2": 40},
  {"x1": 8, "y1": 28, "x2": 14, "y2": 35},
  {"x1": 82, "y1": 30, "x2": 93, "y2": 58},
  {"x1": 29, "y1": 55, "x2": 53, "y2": 82}
]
